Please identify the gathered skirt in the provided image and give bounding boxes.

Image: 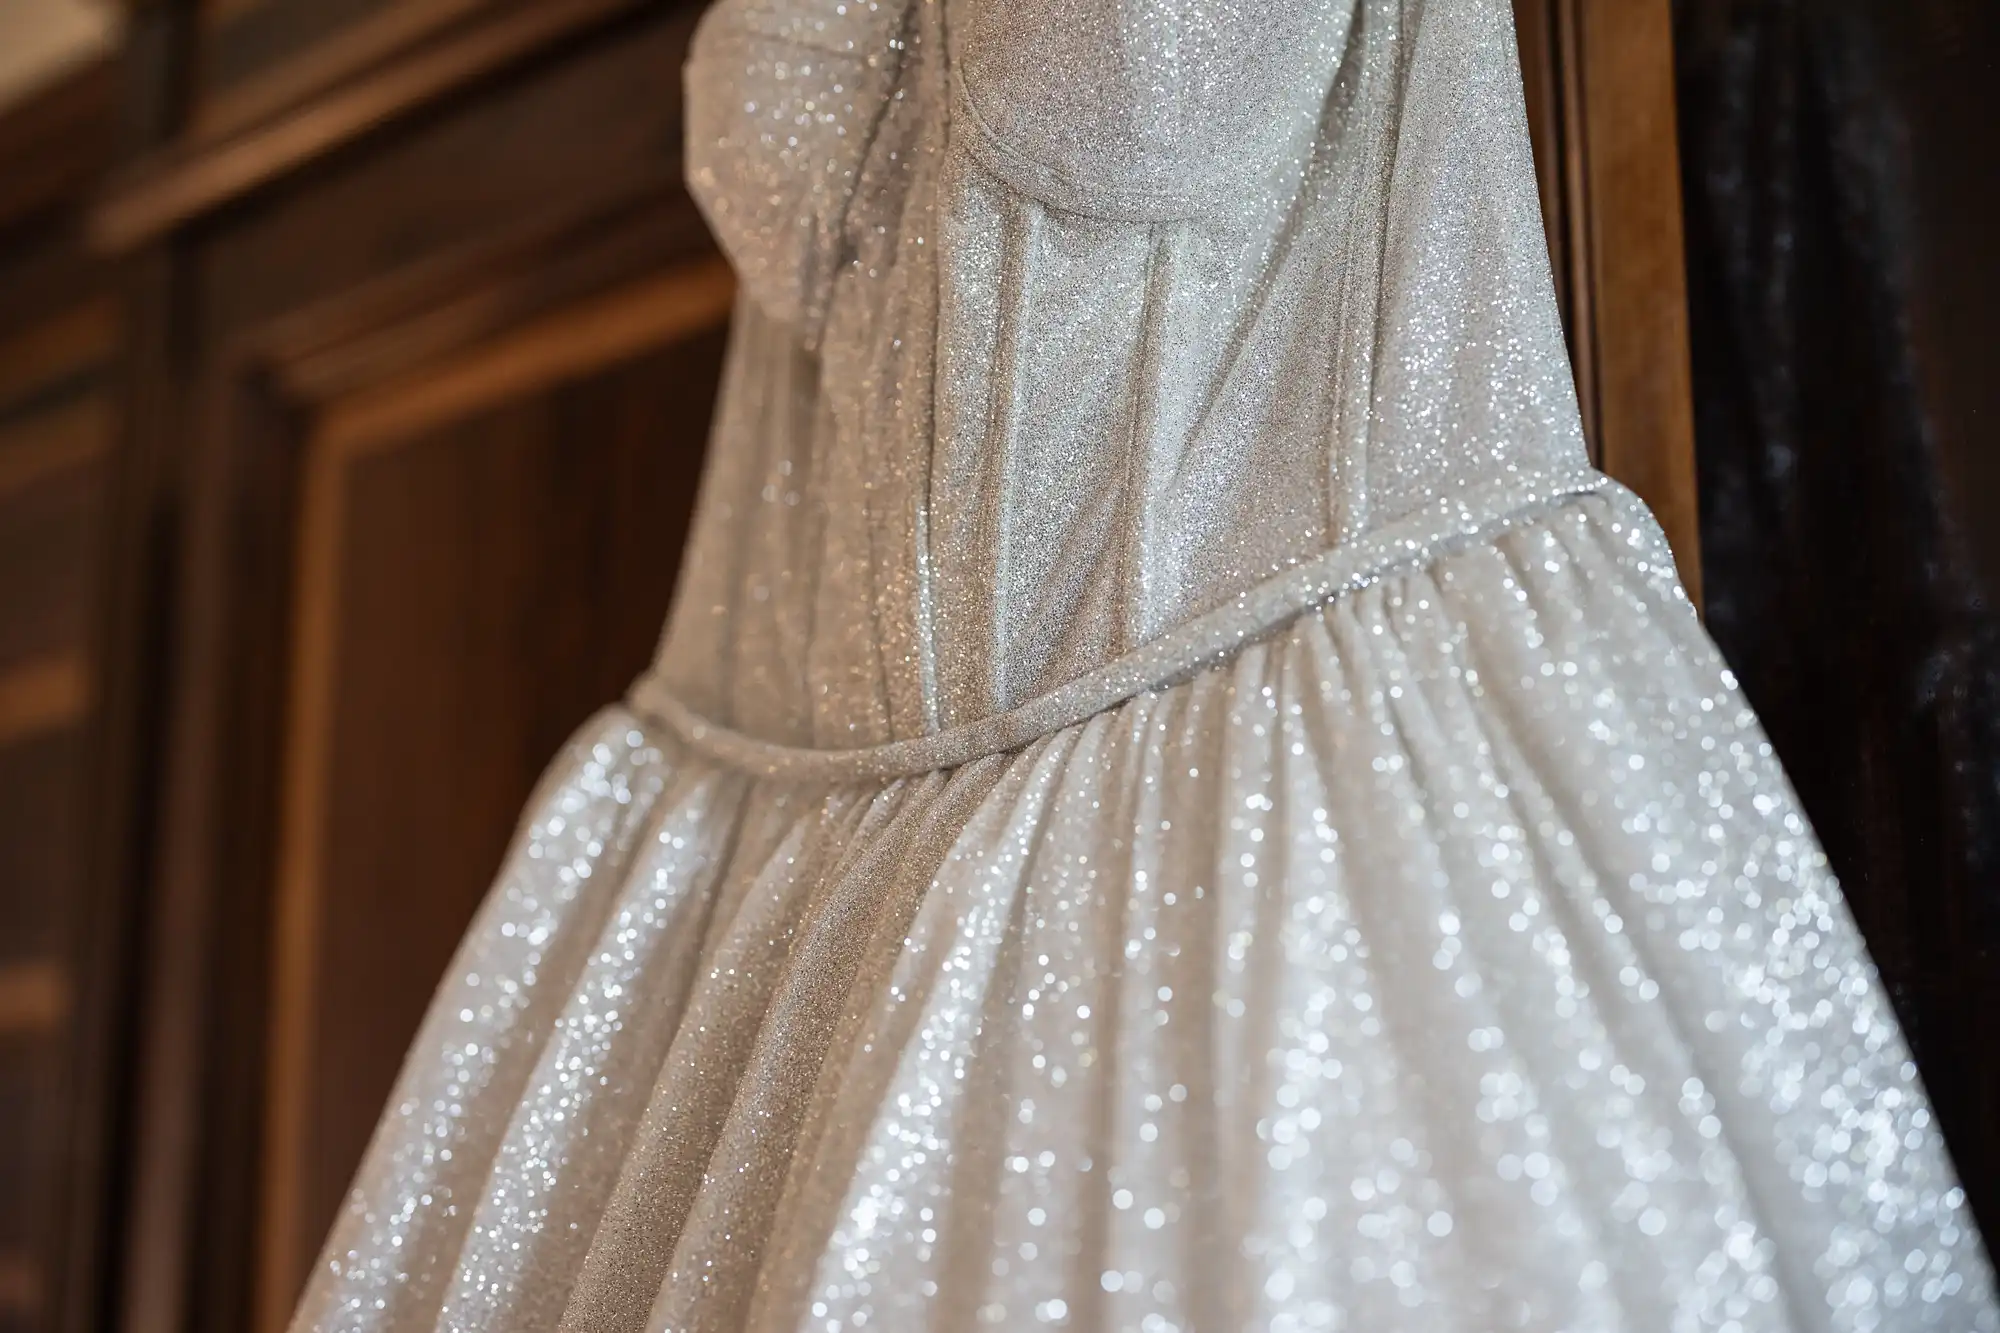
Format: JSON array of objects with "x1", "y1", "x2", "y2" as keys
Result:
[{"x1": 290, "y1": 494, "x2": 1995, "y2": 1333}]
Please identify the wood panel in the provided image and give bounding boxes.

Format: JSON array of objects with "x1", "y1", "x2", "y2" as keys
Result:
[
  {"x1": 0, "y1": 54, "x2": 130, "y2": 1333},
  {"x1": 106, "y1": 0, "x2": 720, "y2": 1320},
  {"x1": 193, "y1": 8, "x2": 706, "y2": 344},
  {"x1": 1514, "y1": 0, "x2": 1703, "y2": 602},
  {"x1": 114, "y1": 101, "x2": 729, "y2": 1328},
  {"x1": 93, "y1": 0, "x2": 657, "y2": 252},
  {"x1": 194, "y1": 0, "x2": 492, "y2": 137},
  {"x1": 258, "y1": 310, "x2": 727, "y2": 1328},
  {"x1": 198, "y1": 0, "x2": 409, "y2": 98}
]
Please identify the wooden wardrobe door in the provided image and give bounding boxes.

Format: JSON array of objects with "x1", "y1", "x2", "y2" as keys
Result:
[{"x1": 1514, "y1": 0, "x2": 1703, "y2": 603}]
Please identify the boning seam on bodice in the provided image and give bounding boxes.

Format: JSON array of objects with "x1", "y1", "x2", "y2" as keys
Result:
[{"x1": 629, "y1": 465, "x2": 1617, "y2": 783}]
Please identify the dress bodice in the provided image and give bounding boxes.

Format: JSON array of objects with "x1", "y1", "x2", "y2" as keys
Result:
[{"x1": 646, "y1": 0, "x2": 1597, "y2": 752}]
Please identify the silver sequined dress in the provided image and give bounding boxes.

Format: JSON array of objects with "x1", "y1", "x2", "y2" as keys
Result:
[{"x1": 290, "y1": 0, "x2": 1998, "y2": 1329}]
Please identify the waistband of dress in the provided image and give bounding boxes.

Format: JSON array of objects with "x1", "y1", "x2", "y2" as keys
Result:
[{"x1": 626, "y1": 467, "x2": 1620, "y2": 784}]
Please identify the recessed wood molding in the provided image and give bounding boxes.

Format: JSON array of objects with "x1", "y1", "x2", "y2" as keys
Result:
[
  {"x1": 0, "y1": 958, "x2": 72, "y2": 1037},
  {"x1": 255, "y1": 179, "x2": 716, "y2": 402},
  {"x1": 0, "y1": 655, "x2": 91, "y2": 747},
  {"x1": 316, "y1": 255, "x2": 734, "y2": 453},
  {"x1": 1513, "y1": 0, "x2": 1702, "y2": 604},
  {"x1": 191, "y1": 0, "x2": 497, "y2": 143},
  {"x1": 89, "y1": 0, "x2": 650, "y2": 252}
]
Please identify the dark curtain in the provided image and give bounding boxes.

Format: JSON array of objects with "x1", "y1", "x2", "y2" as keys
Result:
[{"x1": 1675, "y1": 0, "x2": 2000, "y2": 1232}]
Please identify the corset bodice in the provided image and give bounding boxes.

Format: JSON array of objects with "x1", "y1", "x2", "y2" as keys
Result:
[{"x1": 643, "y1": 0, "x2": 1597, "y2": 754}]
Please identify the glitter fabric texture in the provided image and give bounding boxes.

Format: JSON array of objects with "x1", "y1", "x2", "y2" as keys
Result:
[{"x1": 289, "y1": 0, "x2": 1997, "y2": 1330}]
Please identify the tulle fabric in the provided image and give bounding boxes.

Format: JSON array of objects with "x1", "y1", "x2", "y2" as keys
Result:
[{"x1": 291, "y1": 495, "x2": 1992, "y2": 1333}]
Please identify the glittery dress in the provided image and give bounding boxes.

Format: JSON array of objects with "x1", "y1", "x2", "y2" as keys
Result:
[{"x1": 290, "y1": 0, "x2": 1998, "y2": 1330}]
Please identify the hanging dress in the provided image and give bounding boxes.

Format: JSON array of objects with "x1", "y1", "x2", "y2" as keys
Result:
[{"x1": 289, "y1": 0, "x2": 1998, "y2": 1329}]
